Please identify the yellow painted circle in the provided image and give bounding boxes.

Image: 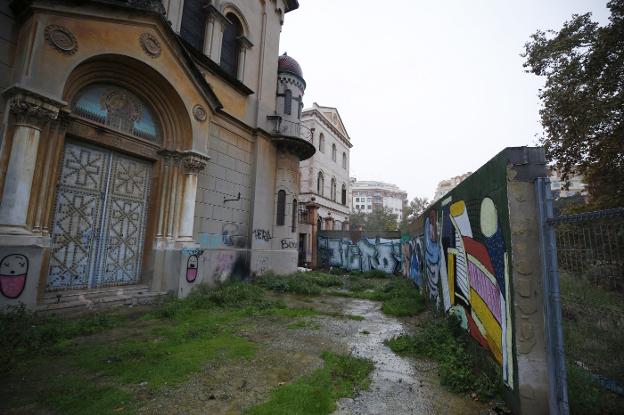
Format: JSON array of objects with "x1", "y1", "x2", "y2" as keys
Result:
[{"x1": 480, "y1": 198, "x2": 497, "y2": 237}]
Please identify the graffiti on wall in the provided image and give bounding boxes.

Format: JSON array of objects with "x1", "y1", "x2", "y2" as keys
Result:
[
  {"x1": 402, "y1": 197, "x2": 513, "y2": 387},
  {"x1": 0, "y1": 254, "x2": 29, "y2": 299},
  {"x1": 212, "y1": 251, "x2": 250, "y2": 282},
  {"x1": 318, "y1": 237, "x2": 402, "y2": 274},
  {"x1": 181, "y1": 248, "x2": 204, "y2": 283}
]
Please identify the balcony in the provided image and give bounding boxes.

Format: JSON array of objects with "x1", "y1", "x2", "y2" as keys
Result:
[{"x1": 267, "y1": 115, "x2": 316, "y2": 160}]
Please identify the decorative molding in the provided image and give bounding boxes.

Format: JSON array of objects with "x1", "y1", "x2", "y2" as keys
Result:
[
  {"x1": 5, "y1": 87, "x2": 63, "y2": 128},
  {"x1": 192, "y1": 104, "x2": 208, "y2": 122},
  {"x1": 139, "y1": 33, "x2": 161, "y2": 58},
  {"x1": 181, "y1": 150, "x2": 210, "y2": 173},
  {"x1": 44, "y1": 25, "x2": 78, "y2": 55}
]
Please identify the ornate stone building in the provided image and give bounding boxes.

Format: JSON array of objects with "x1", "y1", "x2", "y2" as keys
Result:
[
  {"x1": 296, "y1": 103, "x2": 352, "y2": 266},
  {"x1": 0, "y1": 0, "x2": 314, "y2": 311}
]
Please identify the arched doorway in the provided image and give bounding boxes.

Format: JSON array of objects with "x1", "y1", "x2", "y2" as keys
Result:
[{"x1": 45, "y1": 55, "x2": 195, "y2": 291}]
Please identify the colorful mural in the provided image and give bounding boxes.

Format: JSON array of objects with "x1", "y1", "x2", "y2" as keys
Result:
[
  {"x1": 0, "y1": 254, "x2": 28, "y2": 299},
  {"x1": 402, "y1": 197, "x2": 513, "y2": 388},
  {"x1": 318, "y1": 236, "x2": 402, "y2": 273}
]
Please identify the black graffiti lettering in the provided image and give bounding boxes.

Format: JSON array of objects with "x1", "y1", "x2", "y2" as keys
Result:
[
  {"x1": 280, "y1": 239, "x2": 297, "y2": 249},
  {"x1": 253, "y1": 229, "x2": 273, "y2": 241}
]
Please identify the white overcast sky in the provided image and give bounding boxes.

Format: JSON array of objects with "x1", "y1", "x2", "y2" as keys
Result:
[{"x1": 279, "y1": 0, "x2": 610, "y2": 201}]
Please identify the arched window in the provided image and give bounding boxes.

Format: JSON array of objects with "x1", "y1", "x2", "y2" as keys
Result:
[
  {"x1": 317, "y1": 171, "x2": 324, "y2": 195},
  {"x1": 319, "y1": 133, "x2": 325, "y2": 153},
  {"x1": 341, "y1": 183, "x2": 347, "y2": 205},
  {"x1": 180, "y1": 0, "x2": 205, "y2": 51},
  {"x1": 332, "y1": 143, "x2": 337, "y2": 162},
  {"x1": 221, "y1": 13, "x2": 243, "y2": 78},
  {"x1": 277, "y1": 190, "x2": 286, "y2": 226},
  {"x1": 291, "y1": 199, "x2": 297, "y2": 232},
  {"x1": 331, "y1": 178, "x2": 336, "y2": 201},
  {"x1": 342, "y1": 152, "x2": 347, "y2": 169},
  {"x1": 72, "y1": 83, "x2": 161, "y2": 142},
  {"x1": 284, "y1": 89, "x2": 292, "y2": 115},
  {"x1": 297, "y1": 97, "x2": 302, "y2": 119},
  {"x1": 317, "y1": 216, "x2": 323, "y2": 231}
]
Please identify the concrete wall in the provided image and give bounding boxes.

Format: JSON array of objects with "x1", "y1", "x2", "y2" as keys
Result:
[
  {"x1": 317, "y1": 230, "x2": 402, "y2": 273},
  {"x1": 400, "y1": 147, "x2": 550, "y2": 415}
]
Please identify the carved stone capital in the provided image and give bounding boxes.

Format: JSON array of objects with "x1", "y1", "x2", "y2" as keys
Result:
[
  {"x1": 181, "y1": 150, "x2": 210, "y2": 173},
  {"x1": 4, "y1": 87, "x2": 64, "y2": 129}
]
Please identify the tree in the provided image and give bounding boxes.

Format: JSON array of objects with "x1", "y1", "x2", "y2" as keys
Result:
[
  {"x1": 349, "y1": 207, "x2": 398, "y2": 232},
  {"x1": 522, "y1": 0, "x2": 624, "y2": 208},
  {"x1": 400, "y1": 196, "x2": 430, "y2": 231}
]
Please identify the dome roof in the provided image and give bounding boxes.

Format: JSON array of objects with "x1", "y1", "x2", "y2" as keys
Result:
[{"x1": 278, "y1": 53, "x2": 303, "y2": 78}]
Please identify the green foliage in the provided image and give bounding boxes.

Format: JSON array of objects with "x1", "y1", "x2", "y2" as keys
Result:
[
  {"x1": 255, "y1": 272, "x2": 342, "y2": 295},
  {"x1": 334, "y1": 277, "x2": 426, "y2": 317},
  {"x1": 349, "y1": 207, "x2": 399, "y2": 231},
  {"x1": 0, "y1": 304, "x2": 124, "y2": 372},
  {"x1": 567, "y1": 364, "x2": 624, "y2": 414},
  {"x1": 400, "y1": 196, "x2": 430, "y2": 231},
  {"x1": 522, "y1": 0, "x2": 624, "y2": 208},
  {"x1": 245, "y1": 352, "x2": 374, "y2": 415},
  {"x1": 287, "y1": 319, "x2": 321, "y2": 330},
  {"x1": 385, "y1": 316, "x2": 502, "y2": 399}
]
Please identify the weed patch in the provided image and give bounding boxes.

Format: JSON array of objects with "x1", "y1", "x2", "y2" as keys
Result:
[
  {"x1": 255, "y1": 272, "x2": 342, "y2": 295},
  {"x1": 287, "y1": 319, "x2": 321, "y2": 330},
  {"x1": 245, "y1": 352, "x2": 374, "y2": 415},
  {"x1": 385, "y1": 316, "x2": 502, "y2": 399}
]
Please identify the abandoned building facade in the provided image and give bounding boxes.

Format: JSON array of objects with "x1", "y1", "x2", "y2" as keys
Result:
[{"x1": 0, "y1": 0, "x2": 315, "y2": 310}]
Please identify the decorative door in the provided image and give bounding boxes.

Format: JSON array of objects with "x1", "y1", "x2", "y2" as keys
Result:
[{"x1": 47, "y1": 141, "x2": 151, "y2": 290}]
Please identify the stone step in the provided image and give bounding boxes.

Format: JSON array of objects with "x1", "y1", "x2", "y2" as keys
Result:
[
  {"x1": 43, "y1": 284, "x2": 152, "y2": 304},
  {"x1": 37, "y1": 286, "x2": 168, "y2": 316}
]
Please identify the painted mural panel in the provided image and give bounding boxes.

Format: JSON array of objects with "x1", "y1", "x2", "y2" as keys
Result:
[
  {"x1": 318, "y1": 236, "x2": 402, "y2": 274},
  {"x1": 402, "y1": 196, "x2": 514, "y2": 388}
]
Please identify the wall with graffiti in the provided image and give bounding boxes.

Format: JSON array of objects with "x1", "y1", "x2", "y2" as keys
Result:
[
  {"x1": 400, "y1": 148, "x2": 552, "y2": 409},
  {"x1": 318, "y1": 231, "x2": 402, "y2": 273}
]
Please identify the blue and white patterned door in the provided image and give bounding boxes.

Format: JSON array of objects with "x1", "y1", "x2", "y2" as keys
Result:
[{"x1": 47, "y1": 141, "x2": 151, "y2": 290}]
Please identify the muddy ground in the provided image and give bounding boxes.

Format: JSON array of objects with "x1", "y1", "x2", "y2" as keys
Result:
[{"x1": 138, "y1": 293, "x2": 488, "y2": 415}]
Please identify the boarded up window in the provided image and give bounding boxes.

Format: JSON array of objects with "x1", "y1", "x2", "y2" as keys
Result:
[
  {"x1": 277, "y1": 190, "x2": 286, "y2": 226},
  {"x1": 291, "y1": 199, "x2": 297, "y2": 232},
  {"x1": 180, "y1": 0, "x2": 205, "y2": 51}
]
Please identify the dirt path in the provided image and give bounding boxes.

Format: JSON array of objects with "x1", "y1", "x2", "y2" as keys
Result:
[{"x1": 134, "y1": 294, "x2": 488, "y2": 414}]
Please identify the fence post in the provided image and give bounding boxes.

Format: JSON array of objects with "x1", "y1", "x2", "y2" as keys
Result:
[{"x1": 535, "y1": 177, "x2": 569, "y2": 415}]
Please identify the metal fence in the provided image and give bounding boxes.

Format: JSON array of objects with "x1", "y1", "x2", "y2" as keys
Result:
[
  {"x1": 550, "y1": 208, "x2": 624, "y2": 291},
  {"x1": 539, "y1": 177, "x2": 624, "y2": 412}
]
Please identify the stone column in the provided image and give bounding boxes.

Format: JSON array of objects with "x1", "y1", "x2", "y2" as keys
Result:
[
  {"x1": 343, "y1": 220, "x2": 350, "y2": 231},
  {"x1": 307, "y1": 198, "x2": 320, "y2": 269},
  {"x1": 177, "y1": 150, "x2": 209, "y2": 241},
  {"x1": 324, "y1": 214, "x2": 335, "y2": 231},
  {"x1": 0, "y1": 90, "x2": 61, "y2": 234}
]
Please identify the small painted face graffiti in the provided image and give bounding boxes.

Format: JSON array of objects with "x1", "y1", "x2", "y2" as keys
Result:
[
  {"x1": 186, "y1": 255, "x2": 198, "y2": 283},
  {"x1": 0, "y1": 254, "x2": 29, "y2": 299}
]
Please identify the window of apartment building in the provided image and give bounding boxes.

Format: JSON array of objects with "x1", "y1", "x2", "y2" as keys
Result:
[
  {"x1": 317, "y1": 172, "x2": 324, "y2": 195},
  {"x1": 355, "y1": 197, "x2": 359, "y2": 202},
  {"x1": 342, "y1": 152, "x2": 347, "y2": 169},
  {"x1": 367, "y1": 205, "x2": 371, "y2": 210},
  {"x1": 180, "y1": 0, "x2": 206, "y2": 51},
  {"x1": 284, "y1": 89, "x2": 292, "y2": 115},
  {"x1": 319, "y1": 133, "x2": 325, "y2": 153},
  {"x1": 332, "y1": 143, "x2": 336, "y2": 162},
  {"x1": 331, "y1": 178, "x2": 336, "y2": 201},
  {"x1": 276, "y1": 190, "x2": 286, "y2": 226},
  {"x1": 341, "y1": 184, "x2": 347, "y2": 205}
]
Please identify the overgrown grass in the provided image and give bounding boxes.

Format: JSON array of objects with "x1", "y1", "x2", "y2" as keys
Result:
[
  {"x1": 333, "y1": 277, "x2": 426, "y2": 317},
  {"x1": 288, "y1": 319, "x2": 321, "y2": 330},
  {"x1": 245, "y1": 352, "x2": 374, "y2": 415},
  {"x1": 559, "y1": 271, "x2": 624, "y2": 413},
  {"x1": 385, "y1": 316, "x2": 502, "y2": 399},
  {"x1": 0, "y1": 282, "x2": 315, "y2": 414},
  {"x1": 255, "y1": 271, "x2": 342, "y2": 295},
  {"x1": 0, "y1": 303, "x2": 125, "y2": 372}
]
